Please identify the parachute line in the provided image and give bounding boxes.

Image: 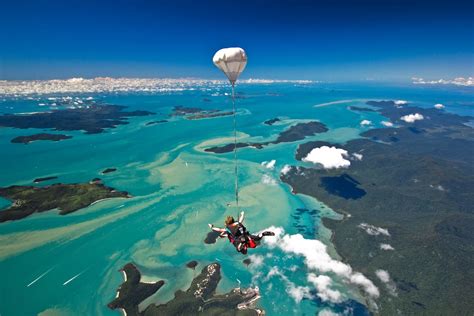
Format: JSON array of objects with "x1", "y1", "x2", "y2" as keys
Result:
[
  {"x1": 212, "y1": 47, "x2": 247, "y2": 215},
  {"x1": 232, "y1": 83, "x2": 239, "y2": 211}
]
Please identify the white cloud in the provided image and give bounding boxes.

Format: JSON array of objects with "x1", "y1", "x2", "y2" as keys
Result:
[
  {"x1": 381, "y1": 121, "x2": 394, "y2": 127},
  {"x1": 261, "y1": 174, "x2": 277, "y2": 186},
  {"x1": 303, "y1": 146, "x2": 351, "y2": 169},
  {"x1": 429, "y1": 184, "x2": 445, "y2": 191},
  {"x1": 308, "y1": 273, "x2": 343, "y2": 303},
  {"x1": 287, "y1": 284, "x2": 312, "y2": 303},
  {"x1": 380, "y1": 243, "x2": 395, "y2": 251},
  {"x1": 375, "y1": 269, "x2": 397, "y2": 296},
  {"x1": 360, "y1": 120, "x2": 372, "y2": 126},
  {"x1": 358, "y1": 223, "x2": 390, "y2": 236},
  {"x1": 261, "y1": 160, "x2": 276, "y2": 169},
  {"x1": 264, "y1": 266, "x2": 312, "y2": 303},
  {"x1": 288, "y1": 265, "x2": 298, "y2": 272},
  {"x1": 394, "y1": 100, "x2": 408, "y2": 106},
  {"x1": 350, "y1": 272, "x2": 380, "y2": 297},
  {"x1": 400, "y1": 113, "x2": 424, "y2": 123},
  {"x1": 375, "y1": 269, "x2": 390, "y2": 283},
  {"x1": 412, "y1": 77, "x2": 474, "y2": 87},
  {"x1": 262, "y1": 226, "x2": 379, "y2": 299},
  {"x1": 434, "y1": 103, "x2": 445, "y2": 109},
  {"x1": 318, "y1": 309, "x2": 340, "y2": 316},
  {"x1": 266, "y1": 266, "x2": 281, "y2": 278},
  {"x1": 280, "y1": 164, "x2": 292, "y2": 175},
  {"x1": 352, "y1": 153, "x2": 363, "y2": 161},
  {"x1": 248, "y1": 254, "x2": 264, "y2": 268}
]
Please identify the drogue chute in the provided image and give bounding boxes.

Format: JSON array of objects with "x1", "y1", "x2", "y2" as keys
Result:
[{"x1": 212, "y1": 47, "x2": 247, "y2": 85}]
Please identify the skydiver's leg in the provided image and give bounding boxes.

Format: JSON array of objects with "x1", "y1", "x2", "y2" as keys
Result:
[
  {"x1": 250, "y1": 234, "x2": 262, "y2": 241},
  {"x1": 234, "y1": 239, "x2": 246, "y2": 253},
  {"x1": 251, "y1": 231, "x2": 275, "y2": 241}
]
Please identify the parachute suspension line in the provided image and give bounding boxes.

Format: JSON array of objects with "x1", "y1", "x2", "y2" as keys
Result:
[
  {"x1": 231, "y1": 83, "x2": 239, "y2": 210},
  {"x1": 212, "y1": 47, "x2": 247, "y2": 215}
]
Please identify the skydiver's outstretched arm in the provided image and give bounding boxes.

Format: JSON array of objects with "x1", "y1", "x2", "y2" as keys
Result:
[
  {"x1": 238, "y1": 211, "x2": 245, "y2": 223},
  {"x1": 208, "y1": 224, "x2": 226, "y2": 233},
  {"x1": 208, "y1": 224, "x2": 228, "y2": 238}
]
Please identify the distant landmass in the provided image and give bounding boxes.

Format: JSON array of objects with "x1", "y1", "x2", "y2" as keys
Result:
[
  {"x1": 0, "y1": 104, "x2": 154, "y2": 134},
  {"x1": 281, "y1": 100, "x2": 474, "y2": 315}
]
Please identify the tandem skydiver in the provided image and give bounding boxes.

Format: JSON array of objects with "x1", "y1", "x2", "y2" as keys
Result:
[{"x1": 208, "y1": 211, "x2": 275, "y2": 254}]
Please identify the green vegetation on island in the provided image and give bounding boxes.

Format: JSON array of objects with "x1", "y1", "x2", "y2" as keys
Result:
[{"x1": 0, "y1": 180, "x2": 130, "y2": 223}]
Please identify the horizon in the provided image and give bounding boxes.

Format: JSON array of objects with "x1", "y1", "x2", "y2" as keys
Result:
[{"x1": 1, "y1": 0, "x2": 473, "y2": 81}]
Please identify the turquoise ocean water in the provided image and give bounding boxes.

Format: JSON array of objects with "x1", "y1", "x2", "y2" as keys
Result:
[{"x1": 0, "y1": 82, "x2": 472, "y2": 316}]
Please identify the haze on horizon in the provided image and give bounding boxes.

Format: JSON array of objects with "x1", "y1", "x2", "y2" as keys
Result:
[{"x1": 1, "y1": 0, "x2": 473, "y2": 81}]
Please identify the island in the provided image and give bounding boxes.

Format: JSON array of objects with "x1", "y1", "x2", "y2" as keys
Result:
[
  {"x1": 146, "y1": 120, "x2": 168, "y2": 126},
  {"x1": 102, "y1": 168, "x2": 117, "y2": 174},
  {"x1": 0, "y1": 180, "x2": 131, "y2": 223},
  {"x1": 33, "y1": 176, "x2": 58, "y2": 183},
  {"x1": 347, "y1": 106, "x2": 376, "y2": 112},
  {"x1": 11, "y1": 133, "x2": 72, "y2": 144},
  {"x1": 186, "y1": 260, "x2": 198, "y2": 270},
  {"x1": 0, "y1": 104, "x2": 154, "y2": 134},
  {"x1": 204, "y1": 231, "x2": 221, "y2": 244},
  {"x1": 170, "y1": 105, "x2": 234, "y2": 120},
  {"x1": 264, "y1": 117, "x2": 281, "y2": 125},
  {"x1": 170, "y1": 105, "x2": 203, "y2": 116},
  {"x1": 109, "y1": 262, "x2": 263, "y2": 316},
  {"x1": 280, "y1": 100, "x2": 474, "y2": 315},
  {"x1": 205, "y1": 121, "x2": 328, "y2": 154},
  {"x1": 108, "y1": 263, "x2": 165, "y2": 316},
  {"x1": 187, "y1": 111, "x2": 234, "y2": 120}
]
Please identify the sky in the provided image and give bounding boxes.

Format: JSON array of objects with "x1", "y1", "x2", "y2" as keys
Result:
[{"x1": 0, "y1": 0, "x2": 473, "y2": 81}]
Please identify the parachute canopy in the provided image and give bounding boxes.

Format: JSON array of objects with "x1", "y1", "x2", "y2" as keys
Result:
[{"x1": 213, "y1": 47, "x2": 247, "y2": 84}]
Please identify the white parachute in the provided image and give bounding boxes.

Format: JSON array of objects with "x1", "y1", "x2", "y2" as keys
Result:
[{"x1": 213, "y1": 47, "x2": 247, "y2": 85}]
